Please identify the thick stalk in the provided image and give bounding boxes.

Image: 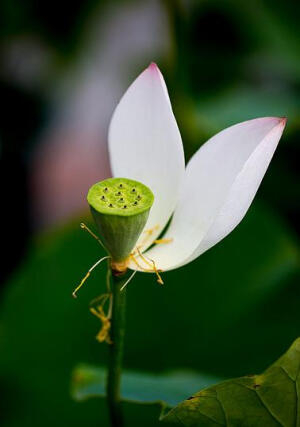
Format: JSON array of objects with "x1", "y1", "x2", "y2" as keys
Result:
[{"x1": 107, "y1": 270, "x2": 127, "y2": 427}]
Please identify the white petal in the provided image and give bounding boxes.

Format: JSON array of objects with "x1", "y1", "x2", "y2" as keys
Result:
[
  {"x1": 138, "y1": 117, "x2": 286, "y2": 271},
  {"x1": 109, "y1": 63, "x2": 185, "y2": 250}
]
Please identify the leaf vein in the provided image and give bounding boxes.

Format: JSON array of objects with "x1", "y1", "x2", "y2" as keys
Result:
[
  {"x1": 254, "y1": 390, "x2": 284, "y2": 427},
  {"x1": 174, "y1": 412, "x2": 186, "y2": 427},
  {"x1": 194, "y1": 411, "x2": 225, "y2": 426},
  {"x1": 280, "y1": 366, "x2": 294, "y2": 382},
  {"x1": 279, "y1": 365, "x2": 298, "y2": 426},
  {"x1": 215, "y1": 390, "x2": 228, "y2": 427},
  {"x1": 233, "y1": 383, "x2": 283, "y2": 426},
  {"x1": 295, "y1": 361, "x2": 300, "y2": 426},
  {"x1": 178, "y1": 407, "x2": 225, "y2": 426}
]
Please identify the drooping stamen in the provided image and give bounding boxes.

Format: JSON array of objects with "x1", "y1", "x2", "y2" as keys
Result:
[
  {"x1": 90, "y1": 305, "x2": 112, "y2": 344},
  {"x1": 130, "y1": 253, "x2": 146, "y2": 270},
  {"x1": 150, "y1": 259, "x2": 164, "y2": 285},
  {"x1": 80, "y1": 222, "x2": 106, "y2": 251},
  {"x1": 130, "y1": 253, "x2": 157, "y2": 272},
  {"x1": 72, "y1": 271, "x2": 90, "y2": 298},
  {"x1": 89, "y1": 292, "x2": 110, "y2": 307},
  {"x1": 136, "y1": 247, "x2": 153, "y2": 268},
  {"x1": 120, "y1": 270, "x2": 137, "y2": 291},
  {"x1": 130, "y1": 247, "x2": 164, "y2": 285},
  {"x1": 89, "y1": 292, "x2": 113, "y2": 343},
  {"x1": 72, "y1": 255, "x2": 110, "y2": 298},
  {"x1": 137, "y1": 248, "x2": 164, "y2": 284}
]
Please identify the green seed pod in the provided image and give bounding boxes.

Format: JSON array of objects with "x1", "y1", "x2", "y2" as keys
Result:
[{"x1": 87, "y1": 177, "x2": 154, "y2": 262}]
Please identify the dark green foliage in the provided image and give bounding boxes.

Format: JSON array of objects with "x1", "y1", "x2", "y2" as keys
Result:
[{"x1": 163, "y1": 338, "x2": 300, "y2": 426}]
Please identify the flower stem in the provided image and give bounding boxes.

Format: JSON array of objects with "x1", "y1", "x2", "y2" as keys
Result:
[{"x1": 106, "y1": 270, "x2": 127, "y2": 427}]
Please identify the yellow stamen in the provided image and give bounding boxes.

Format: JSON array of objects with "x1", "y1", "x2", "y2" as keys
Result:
[
  {"x1": 138, "y1": 224, "x2": 160, "y2": 249},
  {"x1": 136, "y1": 247, "x2": 153, "y2": 269},
  {"x1": 80, "y1": 222, "x2": 106, "y2": 250},
  {"x1": 150, "y1": 259, "x2": 164, "y2": 285},
  {"x1": 130, "y1": 253, "x2": 153, "y2": 272},
  {"x1": 89, "y1": 293, "x2": 110, "y2": 307},
  {"x1": 90, "y1": 305, "x2": 112, "y2": 344},
  {"x1": 131, "y1": 248, "x2": 164, "y2": 285},
  {"x1": 143, "y1": 224, "x2": 160, "y2": 236},
  {"x1": 154, "y1": 238, "x2": 173, "y2": 244},
  {"x1": 72, "y1": 255, "x2": 110, "y2": 298},
  {"x1": 72, "y1": 272, "x2": 90, "y2": 298},
  {"x1": 120, "y1": 270, "x2": 137, "y2": 291},
  {"x1": 90, "y1": 293, "x2": 112, "y2": 344}
]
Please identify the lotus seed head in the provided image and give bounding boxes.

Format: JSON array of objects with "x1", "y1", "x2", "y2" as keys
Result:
[
  {"x1": 87, "y1": 177, "x2": 154, "y2": 262},
  {"x1": 87, "y1": 177, "x2": 154, "y2": 216}
]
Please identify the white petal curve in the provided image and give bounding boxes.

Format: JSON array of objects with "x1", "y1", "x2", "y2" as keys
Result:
[
  {"x1": 136, "y1": 117, "x2": 286, "y2": 271},
  {"x1": 109, "y1": 63, "x2": 185, "y2": 251}
]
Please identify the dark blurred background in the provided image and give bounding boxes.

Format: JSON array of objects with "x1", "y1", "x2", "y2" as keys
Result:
[{"x1": 0, "y1": 0, "x2": 299, "y2": 426}]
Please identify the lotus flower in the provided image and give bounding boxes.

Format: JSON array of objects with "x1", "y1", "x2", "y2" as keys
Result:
[{"x1": 108, "y1": 63, "x2": 286, "y2": 273}]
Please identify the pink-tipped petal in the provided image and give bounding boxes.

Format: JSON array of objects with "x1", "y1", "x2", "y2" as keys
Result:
[
  {"x1": 142, "y1": 117, "x2": 286, "y2": 271},
  {"x1": 148, "y1": 62, "x2": 159, "y2": 71},
  {"x1": 109, "y1": 64, "x2": 185, "y2": 250}
]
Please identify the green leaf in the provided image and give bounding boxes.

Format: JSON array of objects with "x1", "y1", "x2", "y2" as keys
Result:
[
  {"x1": 71, "y1": 365, "x2": 219, "y2": 408},
  {"x1": 162, "y1": 338, "x2": 300, "y2": 426}
]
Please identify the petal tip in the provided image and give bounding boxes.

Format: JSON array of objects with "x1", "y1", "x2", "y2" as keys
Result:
[
  {"x1": 278, "y1": 116, "x2": 287, "y2": 127},
  {"x1": 269, "y1": 116, "x2": 287, "y2": 127},
  {"x1": 148, "y1": 62, "x2": 160, "y2": 73},
  {"x1": 258, "y1": 116, "x2": 287, "y2": 131}
]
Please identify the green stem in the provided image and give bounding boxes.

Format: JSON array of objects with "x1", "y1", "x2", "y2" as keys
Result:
[{"x1": 107, "y1": 270, "x2": 127, "y2": 427}]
